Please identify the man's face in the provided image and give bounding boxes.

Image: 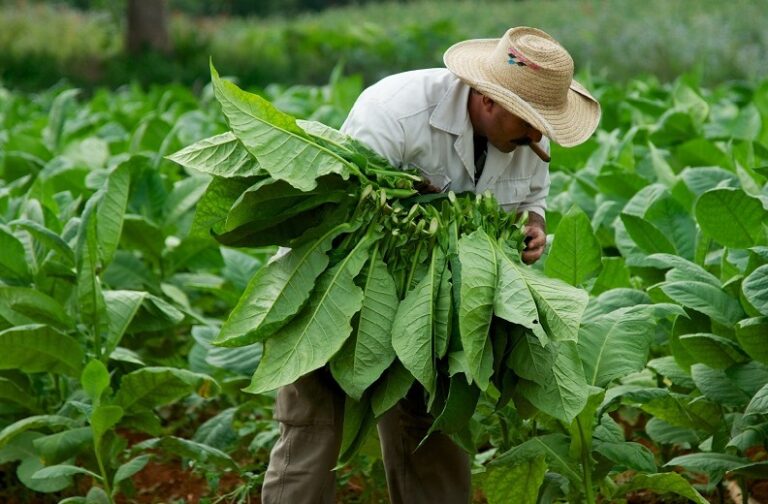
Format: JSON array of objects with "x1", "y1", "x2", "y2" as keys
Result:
[{"x1": 485, "y1": 103, "x2": 543, "y2": 153}]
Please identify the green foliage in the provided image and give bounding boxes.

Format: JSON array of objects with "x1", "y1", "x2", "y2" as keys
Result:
[
  {"x1": 2, "y1": 38, "x2": 768, "y2": 502},
  {"x1": 2, "y1": 0, "x2": 768, "y2": 90}
]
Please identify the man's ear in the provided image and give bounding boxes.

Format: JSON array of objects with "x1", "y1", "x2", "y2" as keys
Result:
[{"x1": 481, "y1": 94, "x2": 495, "y2": 112}]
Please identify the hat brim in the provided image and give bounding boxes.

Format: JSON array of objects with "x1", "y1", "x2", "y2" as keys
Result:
[{"x1": 444, "y1": 38, "x2": 601, "y2": 147}]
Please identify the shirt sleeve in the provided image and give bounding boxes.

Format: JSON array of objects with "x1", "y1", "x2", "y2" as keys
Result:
[
  {"x1": 340, "y1": 97, "x2": 406, "y2": 167},
  {"x1": 516, "y1": 138, "x2": 551, "y2": 219}
]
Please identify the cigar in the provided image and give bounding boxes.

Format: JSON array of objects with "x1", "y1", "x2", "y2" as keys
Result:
[{"x1": 528, "y1": 141, "x2": 551, "y2": 163}]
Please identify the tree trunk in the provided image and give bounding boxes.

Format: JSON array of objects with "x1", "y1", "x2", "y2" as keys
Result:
[{"x1": 126, "y1": 0, "x2": 172, "y2": 55}]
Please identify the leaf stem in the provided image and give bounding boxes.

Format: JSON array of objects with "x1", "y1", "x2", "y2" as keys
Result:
[
  {"x1": 576, "y1": 417, "x2": 596, "y2": 504},
  {"x1": 366, "y1": 167, "x2": 423, "y2": 182},
  {"x1": 94, "y1": 443, "x2": 114, "y2": 503},
  {"x1": 403, "y1": 240, "x2": 423, "y2": 298}
]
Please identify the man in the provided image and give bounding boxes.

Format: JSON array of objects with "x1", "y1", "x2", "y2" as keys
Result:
[{"x1": 261, "y1": 26, "x2": 600, "y2": 504}]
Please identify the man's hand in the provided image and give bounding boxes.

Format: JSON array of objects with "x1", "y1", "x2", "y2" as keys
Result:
[
  {"x1": 522, "y1": 212, "x2": 546, "y2": 264},
  {"x1": 414, "y1": 178, "x2": 441, "y2": 194}
]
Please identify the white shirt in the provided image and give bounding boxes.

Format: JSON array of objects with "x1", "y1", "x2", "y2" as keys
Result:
[{"x1": 340, "y1": 68, "x2": 550, "y2": 217}]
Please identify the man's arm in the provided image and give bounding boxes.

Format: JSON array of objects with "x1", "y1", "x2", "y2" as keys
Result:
[{"x1": 340, "y1": 98, "x2": 405, "y2": 168}]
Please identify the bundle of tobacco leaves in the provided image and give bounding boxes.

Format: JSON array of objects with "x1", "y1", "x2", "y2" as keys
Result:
[{"x1": 168, "y1": 64, "x2": 588, "y2": 459}]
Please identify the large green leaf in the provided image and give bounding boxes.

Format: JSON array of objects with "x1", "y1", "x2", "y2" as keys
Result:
[
  {"x1": 32, "y1": 464, "x2": 104, "y2": 481},
  {"x1": 646, "y1": 197, "x2": 697, "y2": 259},
  {"x1": 591, "y1": 256, "x2": 632, "y2": 295},
  {"x1": 391, "y1": 247, "x2": 444, "y2": 395},
  {"x1": 645, "y1": 417, "x2": 701, "y2": 445},
  {"x1": 189, "y1": 176, "x2": 255, "y2": 239},
  {"x1": 338, "y1": 394, "x2": 375, "y2": 465},
  {"x1": 0, "y1": 325, "x2": 83, "y2": 376},
  {"x1": 245, "y1": 235, "x2": 374, "y2": 394},
  {"x1": 736, "y1": 317, "x2": 768, "y2": 363},
  {"x1": 221, "y1": 175, "x2": 348, "y2": 234},
  {"x1": 660, "y1": 281, "x2": 744, "y2": 326},
  {"x1": 370, "y1": 359, "x2": 414, "y2": 418},
  {"x1": 216, "y1": 223, "x2": 351, "y2": 347},
  {"x1": 744, "y1": 383, "x2": 768, "y2": 416},
  {"x1": 614, "y1": 473, "x2": 708, "y2": 504},
  {"x1": 11, "y1": 219, "x2": 74, "y2": 267},
  {"x1": 428, "y1": 373, "x2": 479, "y2": 436},
  {"x1": 210, "y1": 63, "x2": 350, "y2": 191},
  {"x1": 161, "y1": 175, "x2": 210, "y2": 230},
  {"x1": 167, "y1": 131, "x2": 263, "y2": 178},
  {"x1": 638, "y1": 391, "x2": 722, "y2": 432},
  {"x1": 115, "y1": 367, "x2": 219, "y2": 411},
  {"x1": 44, "y1": 88, "x2": 80, "y2": 151},
  {"x1": 0, "y1": 286, "x2": 74, "y2": 330},
  {"x1": 103, "y1": 290, "x2": 146, "y2": 354},
  {"x1": 518, "y1": 263, "x2": 588, "y2": 342},
  {"x1": 645, "y1": 253, "x2": 721, "y2": 287},
  {"x1": 593, "y1": 440, "x2": 656, "y2": 472},
  {"x1": 695, "y1": 188, "x2": 766, "y2": 248},
  {"x1": 483, "y1": 456, "x2": 546, "y2": 504},
  {"x1": 96, "y1": 161, "x2": 131, "y2": 267},
  {"x1": 511, "y1": 336, "x2": 589, "y2": 423},
  {"x1": 494, "y1": 242, "x2": 547, "y2": 343},
  {"x1": 0, "y1": 415, "x2": 78, "y2": 449},
  {"x1": 620, "y1": 213, "x2": 677, "y2": 255},
  {"x1": 90, "y1": 404, "x2": 123, "y2": 449},
  {"x1": 679, "y1": 333, "x2": 748, "y2": 368},
  {"x1": 491, "y1": 433, "x2": 581, "y2": 484},
  {"x1": 331, "y1": 250, "x2": 398, "y2": 400},
  {"x1": 691, "y1": 364, "x2": 751, "y2": 406},
  {"x1": 32, "y1": 427, "x2": 92, "y2": 465},
  {"x1": 113, "y1": 454, "x2": 152, "y2": 487},
  {"x1": 545, "y1": 205, "x2": 602, "y2": 285},
  {"x1": 76, "y1": 195, "x2": 108, "y2": 341},
  {"x1": 743, "y1": 264, "x2": 768, "y2": 316},
  {"x1": 578, "y1": 307, "x2": 656, "y2": 387},
  {"x1": 0, "y1": 224, "x2": 31, "y2": 282},
  {"x1": 665, "y1": 452, "x2": 749, "y2": 489},
  {"x1": 0, "y1": 377, "x2": 38, "y2": 411},
  {"x1": 81, "y1": 360, "x2": 110, "y2": 404},
  {"x1": 458, "y1": 230, "x2": 497, "y2": 390}
]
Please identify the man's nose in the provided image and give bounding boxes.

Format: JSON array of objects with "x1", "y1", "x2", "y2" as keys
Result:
[{"x1": 527, "y1": 127, "x2": 543, "y2": 143}]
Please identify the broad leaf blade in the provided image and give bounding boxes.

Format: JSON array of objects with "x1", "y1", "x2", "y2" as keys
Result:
[
  {"x1": 245, "y1": 235, "x2": 375, "y2": 394},
  {"x1": 332, "y1": 250, "x2": 398, "y2": 400},
  {"x1": 167, "y1": 132, "x2": 263, "y2": 178},
  {"x1": 115, "y1": 367, "x2": 219, "y2": 411},
  {"x1": 518, "y1": 266, "x2": 588, "y2": 342},
  {"x1": 512, "y1": 338, "x2": 589, "y2": 423},
  {"x1": 545, "y1": 205, "x2": 602, "y2": 285},
  {"x1": 661, "y1": 281, "x2": 744, "y2": 326},
  {"x1": 578, "y1": 307, "x2": 656, "y2": 387},
  {"x1": 695, "y1": 187, "x2": 766, "y2": 248},
  {"x1": 97, "y1": 161, "x2": 131, "y2": 267},
  {"x1": 483, "y1": 456, "x2": 546, "y2": 504},
  {"x1": 620, "y1": 213, "x2": 677, "y2": 255},
  {"x1": 614, "y1": 473, "x2": 709, "y2": 504},
  {"x1": 391, "y1": 247, "x2": 444, "y2": 396},
  {"x1": 216, "y1": 223, "x2": 351, "y2": 347},
  {"x1": 458, "y1": 230, "x2": 497, "y2": 390},
  {"x1": 0, "y1": 325, "x2": 83, "y2": 377},
  {"x1": 494, "y1": 242, "x2": 546, "y2": 343},
  {"x1": 211, "y1": 63, "x2": 350, "y2": 191},
  {"x1": 743, "y1": 264, "x2": 768, "y2": 316}
]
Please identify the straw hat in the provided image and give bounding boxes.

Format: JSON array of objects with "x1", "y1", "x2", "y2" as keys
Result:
[{"x1": 444, "y1": 27, "x2": 600, "y2": 147}]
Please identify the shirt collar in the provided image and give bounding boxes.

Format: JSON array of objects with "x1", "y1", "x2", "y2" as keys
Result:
[{"x1": 429, "y1": 77, "x2": 471, "y2": 136}]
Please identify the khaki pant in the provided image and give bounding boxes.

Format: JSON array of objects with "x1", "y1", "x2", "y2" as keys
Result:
[{"x1": 261, "y1": 369, "x2": 471, "y2": 504}]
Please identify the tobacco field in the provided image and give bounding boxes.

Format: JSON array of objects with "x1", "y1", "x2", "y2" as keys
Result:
[{"x1": 1, "y1": 63, "x2": 768, "y2": 503}]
